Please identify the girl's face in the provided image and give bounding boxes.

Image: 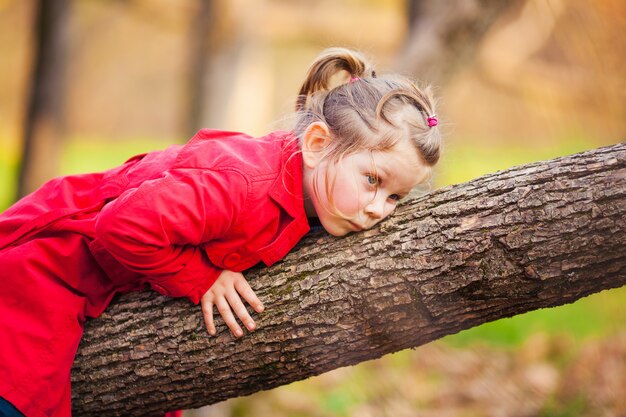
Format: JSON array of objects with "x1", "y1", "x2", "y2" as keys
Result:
[{"x1": 302, "y1": 132, "x2": 429, "y2": 236}]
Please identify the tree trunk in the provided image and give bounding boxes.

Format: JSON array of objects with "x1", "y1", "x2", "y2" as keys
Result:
[
  {"x1": 72, "y1": 143, "x2": 626, "y2": 416},
  {"x1": 181, "y1": 0, "x2": 214, "y2": 139},
  {"x1": 17, "y1": 0, "x2": 70, "y2": 198},
  {"x1": 398, "y1": 0, "x2": 519, "y2": 85}
]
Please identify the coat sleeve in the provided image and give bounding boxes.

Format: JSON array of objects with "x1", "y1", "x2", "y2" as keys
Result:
[{"x1": 95, "y1": 167, "x2": 248, "y2": 304}]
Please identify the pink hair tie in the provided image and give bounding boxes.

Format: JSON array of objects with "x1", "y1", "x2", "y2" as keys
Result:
[
  {"x1": 349, "y1": 76, "x2": 361, "y2": 83},
  {"x1": 427, "y1": 115, "x2": 438, "y2": 127}
]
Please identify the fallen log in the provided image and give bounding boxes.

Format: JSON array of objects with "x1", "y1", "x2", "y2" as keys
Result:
[{"x1": 72, "y1": 143, "x2": 626, "y2": 416}]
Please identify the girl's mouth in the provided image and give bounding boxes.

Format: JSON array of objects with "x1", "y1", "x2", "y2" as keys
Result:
[{"x1": 348, "y1": 221, "x2": 364, "y2": 231}]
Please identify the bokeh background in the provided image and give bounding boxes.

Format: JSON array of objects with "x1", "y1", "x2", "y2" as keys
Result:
[{"x1": 0, "y1": 0, "x2": 624, "y2": 416}]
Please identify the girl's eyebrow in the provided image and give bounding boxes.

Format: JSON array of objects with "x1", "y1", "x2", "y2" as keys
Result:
[
  {"x1": 379, "y1": 164, "x2": 412, "y2": 195},
  {"x1": 377, "y1": 165, "x2": 390, "y2": 179}
]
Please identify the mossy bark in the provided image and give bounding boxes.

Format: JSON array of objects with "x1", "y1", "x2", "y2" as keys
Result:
[{"x1": 72, "y1": 143, "x2": 626, "y2": 416}]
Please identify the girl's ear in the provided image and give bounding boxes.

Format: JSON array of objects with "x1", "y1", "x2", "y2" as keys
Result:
[{"x1": 302, "y1": 122, "x2": 332, "y2": 169}]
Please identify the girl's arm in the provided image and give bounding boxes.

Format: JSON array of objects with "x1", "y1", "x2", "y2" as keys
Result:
[{"x1": 95, "y1": 168, "x2": 247, "y2": 304}]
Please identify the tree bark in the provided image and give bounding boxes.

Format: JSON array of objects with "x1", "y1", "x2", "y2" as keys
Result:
[{"x1": 72, "y1": 143, "x2": 626, "y2": 416}]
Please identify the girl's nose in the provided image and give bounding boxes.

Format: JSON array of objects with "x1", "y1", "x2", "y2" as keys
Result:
[{"x1": 364, "y1": 197, "x2": 385, "y2": 219}]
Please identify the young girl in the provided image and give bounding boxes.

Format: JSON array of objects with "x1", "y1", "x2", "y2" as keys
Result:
[{"x1": 0, "y1": 47, "x2": 441, "y2": 417}]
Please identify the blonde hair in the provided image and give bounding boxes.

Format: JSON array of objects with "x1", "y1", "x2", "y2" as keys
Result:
[{"x1": 294, "y1": 47, "x2": 441, "y2": 215}]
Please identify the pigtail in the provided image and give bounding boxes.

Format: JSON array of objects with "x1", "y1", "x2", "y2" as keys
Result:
[
  {"x1": 296, "y1": 47, "x2": 374, "y2": 111},
  {"x1": 376, "y1": 86, "x2": 435, "y2": 125},
  {"x1": 374, "y1": 80, "x2": 440, "y2": 165}
]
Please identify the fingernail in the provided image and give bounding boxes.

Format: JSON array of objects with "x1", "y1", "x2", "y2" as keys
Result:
[
  {"x1": 235, "y1": 330, "x2": 243, "y2": 337},
  {"x1": 247, "y1": 321, "x2": 256, "y2": 330},
  {"x1": 257, "y1": 305, "x2": 265, "y2": 312}
]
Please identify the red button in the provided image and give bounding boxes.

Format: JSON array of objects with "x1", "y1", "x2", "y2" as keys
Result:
[{"x1": 223, "y1": 253, "x2": 241, "y2": 269}]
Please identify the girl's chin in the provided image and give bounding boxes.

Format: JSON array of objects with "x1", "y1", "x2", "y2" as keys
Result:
[{"x1": 320, "y1": 220, "x2": 353, "y2": 237}]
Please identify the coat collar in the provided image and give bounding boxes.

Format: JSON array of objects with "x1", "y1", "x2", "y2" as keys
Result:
[
  {"x1": 259, "y1": 131, "x2": 311, "y2": 266},
  {"x1": 267, "y1": 132, "x2": 306, "y2": 220}
]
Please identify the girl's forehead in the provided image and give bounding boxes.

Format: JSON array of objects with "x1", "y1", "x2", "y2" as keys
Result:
[
  {"x1": 377, "y1": 144, "x2": 430, "y2": 184},
  {"x1": 372, "y1": 141, "x2": 423, "y2": 170}
]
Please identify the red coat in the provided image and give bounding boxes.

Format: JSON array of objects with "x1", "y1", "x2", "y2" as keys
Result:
[{"x1": 0, "y1": 129, "x2": 309, "y2": 417}]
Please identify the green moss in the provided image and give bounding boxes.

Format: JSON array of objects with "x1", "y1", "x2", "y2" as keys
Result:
[
  {"x1": 267, "y1": 283, "x2": 296, "y2": 299},
  {"x1": 256, "y1": 361, "x2": 280, "y2": 376}
]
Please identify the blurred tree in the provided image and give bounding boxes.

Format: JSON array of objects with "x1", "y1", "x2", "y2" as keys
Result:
[
  {"x1": 398, "y1": 0, "x2": 520, "y2": 85},
  {"x1": 182, "y1": 0, "x2": 214, "y2": 138},
  {"x1": 17, "y1": 0, "x2": 70, "y2": 198},
  {"x1": 71, "y1": 144, "x2": 625, "y2": 416}
]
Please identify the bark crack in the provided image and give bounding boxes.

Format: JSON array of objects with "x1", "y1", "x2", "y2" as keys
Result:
[{"x1": 492, "y1": 235, "x2": 537, "y2": 281}]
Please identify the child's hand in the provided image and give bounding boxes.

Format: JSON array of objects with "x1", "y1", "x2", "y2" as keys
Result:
[{"x1": 200, "y1": 270, "x2": 264, "y2": 337}]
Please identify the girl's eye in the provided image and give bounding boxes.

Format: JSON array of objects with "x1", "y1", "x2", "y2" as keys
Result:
[
  {"x1": 366, "y1": 174, "x2": 378, "y2": 186},
  {"x1": 388, "y1": 194, "x2": 400, "y2": 202}
]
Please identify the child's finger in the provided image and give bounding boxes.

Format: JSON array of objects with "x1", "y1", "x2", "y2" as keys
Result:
[
  {"x1": 216, "y1": 297, "x2": 243, "y2": 337},
  {"x1": 234, "y1": 276, "x2": 264, "y2": 313},
  {"x1": 201, "y1": 301, "x2": 216, "y2": 336},
  {"x1": 225, "y1": 290, "x2": 256, "y2": 332}
]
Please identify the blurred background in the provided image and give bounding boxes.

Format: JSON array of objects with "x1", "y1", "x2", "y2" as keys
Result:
[{"x1": 0, "y1": 0, "x2": 624, "y2": 416}]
